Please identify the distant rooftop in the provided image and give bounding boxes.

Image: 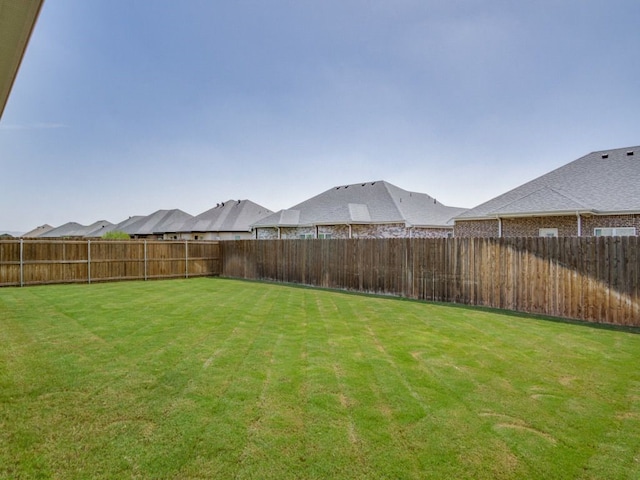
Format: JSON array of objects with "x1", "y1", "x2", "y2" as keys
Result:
[
  {"x1": 457, "y1": 146, "x2": 640, "y2": 220},
  {"x1": 253, "y1": 180, "x2": 466, "y2": 229}
]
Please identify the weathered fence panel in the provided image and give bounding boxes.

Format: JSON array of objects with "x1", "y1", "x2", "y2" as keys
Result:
[
  {"x1": 0, "y1": 239, "x2": 220, "y2": 286},
  {"x1": 3, "y1": 237, "x2": 639, "y2": 325},
  {"x1": 220, "y1": 237, "x2": 640, "y2": 326}
]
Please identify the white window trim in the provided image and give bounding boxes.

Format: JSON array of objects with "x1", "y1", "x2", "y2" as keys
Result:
[
  {"x1": 594, "y1": 227, "x2": 636, "y2": 237},
  {"x1": 539, "y1": 228, "x2": 558, "y2": 237}
]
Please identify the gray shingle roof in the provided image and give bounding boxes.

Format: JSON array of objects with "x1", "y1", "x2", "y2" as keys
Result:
[
  {"x1": 252, "y1": 181, "x2": 466, "y2": 228},
  {"x1": 21, "y1": 224, "x2": 54, "y2": 237},
  {"x1": 100, "y1": 216, "x2": 145, "y2": 235},
  {"x1": 39, "y1": 220, "x2": 113, "y2": 238},
  {"x1": 175, "y1": 200, "x2": 273, "y2": 233},
  {"x1": 121, "y1": 209, "x2": 193, "y2": 235},
  {"x1": 457, "y1": 146, "x2": 640, "y2": 220}
]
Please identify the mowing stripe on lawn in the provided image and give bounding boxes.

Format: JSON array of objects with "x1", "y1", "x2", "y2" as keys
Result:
[{"x1": 1, "y1": 278, "x2": 639, "y2": 479}]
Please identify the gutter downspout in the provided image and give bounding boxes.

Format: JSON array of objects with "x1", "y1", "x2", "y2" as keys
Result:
[
  {"x1": 576, "y1": 212, "x2": 582, "y2": 237},
  {"x1": 348, "y1": 224, "x2": 352, "y2": 239},
  {"x1": 277, "y1": 227, "x2": 281, "y2": 239},
  {"x1": 497, "y1": 217, "x2": 502, "y2": 238}
]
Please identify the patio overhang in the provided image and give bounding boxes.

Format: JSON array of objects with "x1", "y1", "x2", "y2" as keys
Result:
[{"x1": 0, "y1": 0, "x2": 44, "y2": 120}]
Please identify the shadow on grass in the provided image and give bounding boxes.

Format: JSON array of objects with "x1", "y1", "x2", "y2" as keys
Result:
[{"x1": 216, "y1": 275, "x2": 640, "y2": 335}]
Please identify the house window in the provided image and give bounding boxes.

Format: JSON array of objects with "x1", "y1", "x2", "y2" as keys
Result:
[
  {"x1": 539, "y1": 228, "x2": 558, "y2": 237},
  {"x1": 318, "y1": 233, "x2": 332, "y2": 239},
  {"x1": 594, "y1": 227, "x2": 636, "y2": 237},
  {"x1": 234, "y1": 235, "x2": 241, "y2": 240}
]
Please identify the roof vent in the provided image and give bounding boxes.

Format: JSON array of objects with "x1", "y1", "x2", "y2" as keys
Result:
[
  {"x1": 627, "y1": 151, "x2": 634, "y2": 156},
  {"x1": 601, "y1": 153, "x2": 609, "y2": 159}
]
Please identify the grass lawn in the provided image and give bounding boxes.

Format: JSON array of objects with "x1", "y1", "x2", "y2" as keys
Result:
[{"x1": 1, "y1": 278, "x2": 639, "y2": 479}]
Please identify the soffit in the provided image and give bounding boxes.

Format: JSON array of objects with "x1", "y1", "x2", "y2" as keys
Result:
[{"x1": 0, "y1": 0, "x2": 44, "y2": 119}]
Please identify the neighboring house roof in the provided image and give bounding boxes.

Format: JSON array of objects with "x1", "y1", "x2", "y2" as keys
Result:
[
  {"x1": 456, "y1": 146, "x2": 640, "y2": 220},
  {"x1": 120, "y1": 209, "x2": 193, "y2": 235},
  {"x1": 253, "y1": 181, "x2": 467, "y2": 229},
  {"x1": 100, "y1": 215, "x2": 145, "y2": 236},
  {"x1": 21, "y1": 224, "x2": 54, "y2": 237},
  {"x1": 0, "y1": 0, "x2": 44, "y2": 119},
  {"x1": 175, "y1": 200, "x2": 273, "y2": 233},
  {"x1": 39, "y1": 220, "x2": 113, "y2": 238}
]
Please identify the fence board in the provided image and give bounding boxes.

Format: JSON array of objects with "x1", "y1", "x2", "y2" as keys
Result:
[
  {"x1": 0, "y1": 239, "x2": 220, "y2": 286},
  {"x1": 219, "y1": 238, "x2": 640, "y2": 326},
  {"x1": 4, "y1": 237, "x2": 640, "y2": 325}
]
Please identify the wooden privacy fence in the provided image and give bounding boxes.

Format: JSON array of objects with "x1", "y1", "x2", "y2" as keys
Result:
[
  {"x1": 220, "y1": 237, "x2": 640, "y2": 326},
  {"x1": 2, "y1": 237, "x2": 638, "y2": 325},
  {"x1": 0, "y1": 239, "x2": 221, "y2": 286}
]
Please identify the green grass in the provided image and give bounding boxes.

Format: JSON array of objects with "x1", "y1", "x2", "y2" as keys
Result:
[{"x1": 1, "y1": 278, "x2": 639, "y2": 479}]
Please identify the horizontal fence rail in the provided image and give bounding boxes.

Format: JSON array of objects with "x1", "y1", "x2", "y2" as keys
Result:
[
  {"x1": 220, "y1": 237, "x2": 640, "y2": 326},
  {"x1": 3, "y1": 237, "x2": 639, "y2": 325},
  {"x1": 0, "y1": 239, "x2": 221, "y2": 286}
]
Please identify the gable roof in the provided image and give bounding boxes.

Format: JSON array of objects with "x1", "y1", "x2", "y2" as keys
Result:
[
  {"x1": 253, "y1": 181, "x2": 466, "y2": 229},
  {"x1": 174, "y1": 200, "x2": 273, "y2": 233},
  {"x1": 457, "y1": 146, "x2": 640, "y2": 220}
]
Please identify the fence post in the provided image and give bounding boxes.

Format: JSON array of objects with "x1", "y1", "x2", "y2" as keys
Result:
[
  {"x1": 19, "y1": 238, "x2": 24, "y2": 287},
  {"x1": 87, "y1": 239, "x2": 91, "y2": 284},
  {"x1": 185, "y1": 240, "x2": 189, "y2": 278},
  {"x1": 144, "y1": 240, "x2": 148, "y2": 281}
]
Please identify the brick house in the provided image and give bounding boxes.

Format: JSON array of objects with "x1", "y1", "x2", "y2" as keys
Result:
[
  {"x1": 252, "y1": 181, "x2": 466, "y2": 239},
  {"x1": 113, "y1": 209, "x2": 194, "y2": 240},
  {"x1": 166, "y1": 200, "x2": 273, "y2": 240},
  {"x1": 454, "y1": 146, "x2": 640, "y2": 238}
]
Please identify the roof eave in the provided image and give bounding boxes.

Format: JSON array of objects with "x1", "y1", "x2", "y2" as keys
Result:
[
  {"x1": 593, "y1": 209, "x2": 640, "y2": 216},
  {"x1": 456, "y1": 209, "x2": 597, "y2": 221},
  {"x1": 0, "y1": 0, "x2": 45, "y2": 120},
  {"x1": 409, "y1": 224, "x2": 454, "y2": 229},
  {"x1": 254, "y1": 223, "x2": 306, "y2": 228}
]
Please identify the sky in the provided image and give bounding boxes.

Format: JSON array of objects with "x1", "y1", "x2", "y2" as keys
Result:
[{"x1": 1, "y1": 0, "x2": 639, "y2": 233}]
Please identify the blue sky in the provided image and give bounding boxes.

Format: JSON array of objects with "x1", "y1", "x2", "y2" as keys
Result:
[{"x1": 1, "y1": 0, "x2": 639, "y2": 233}]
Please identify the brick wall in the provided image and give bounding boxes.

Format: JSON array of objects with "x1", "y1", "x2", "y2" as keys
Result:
[
  {"x1": 455, "y1": 214, "x2": 640, "y2": 238},
  {"x1": 256, "y1": 228, "x2": 278, "y2": 240},
  {"x1": 281, "y1": 227, "x2": 315, "y2": 239},
  {"x1": 503, "y1": 216, "x2": 578, "y2": 237},
  {"x1": 410, "y1": 227, "x2": 454, "y2": 238},
  {"x1": 316, "y1": 225, "x2": 349, "y2": 238},
  {"x1": 255, "y1": 224, "x2": 454, "y2": 239},
  {"x1": 582, "y1": 214, "x2": 640, "y2": 236},
  {"x1": 454, "y1": 220, "x2": 499, "y2": 238}
]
